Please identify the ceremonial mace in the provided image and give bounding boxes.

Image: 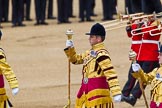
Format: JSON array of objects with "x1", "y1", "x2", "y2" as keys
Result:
[
  {"x1": 63, "y1": 29, "x2": 74, "y2": 108},
  {"x1": 129, "y1": 50, "x2": 149, "y2": 108}
]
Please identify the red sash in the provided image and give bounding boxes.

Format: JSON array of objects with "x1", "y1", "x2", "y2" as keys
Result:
[
  {"x1": 0, "y1": 75, "x2": 4, "y2": 88},
  {"x1": 77, "y1": 76, "x2": 109, "y2": 98}
]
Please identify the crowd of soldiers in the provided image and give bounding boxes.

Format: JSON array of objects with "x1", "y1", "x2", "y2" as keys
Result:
[
  {"x1": 125, "y1": 0, "x2": 162, "y2": 15},
  {"x1": 0, "y1": 0, "x2": 162, "y2": 28},
  {"x1": 0, "y1": 0, "x2": 118, "y2": 28}
]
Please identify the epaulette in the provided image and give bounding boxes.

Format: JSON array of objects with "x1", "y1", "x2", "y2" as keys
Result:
[
  {"x1": 97, "y1": 49, "x2": 110, "y2": 57},
  {"x1": 97, "y1": 49, "x2": 109, "y2": 55},
  {"x1": 96, "y1": 49, "x2": 111, "y2": 61}
]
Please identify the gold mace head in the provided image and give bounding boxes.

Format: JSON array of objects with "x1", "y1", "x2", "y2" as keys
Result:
[{"x1": 66, "y1": 29, "x2": 74, "y2": 40}]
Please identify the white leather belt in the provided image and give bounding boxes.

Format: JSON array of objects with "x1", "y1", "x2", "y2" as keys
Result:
[
  {"x1": 132, "y1": 41, "x2": 142, "y2": 44},
  {"x1": 142, "y1": 40, "x2": 159, "y2": 44}
]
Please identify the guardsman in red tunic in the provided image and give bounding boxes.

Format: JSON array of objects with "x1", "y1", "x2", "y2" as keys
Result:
[
  {"x1": 0, "y1": 30, "x2": 19, "y2": 108},
  {"x1": 132, "y1": 45, "x2": 162, "y2": 108},
  {"x1": 122, "y1": 19, "x2": 143, "y2": 106},
  {"x1": 64, "y1": 23, "x2": 122, "y2": 108},
  {"x1": 122, "y1": 16, "x2": 161, "y2": 106}
]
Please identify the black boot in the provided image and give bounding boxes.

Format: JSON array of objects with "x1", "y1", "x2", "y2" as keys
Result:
[
  {"x1": 121, "y1": 94, "x2": 127, "y2": 102},
  {"x1": 123, "y1": 95, "x2": 137, "y2": 106}
]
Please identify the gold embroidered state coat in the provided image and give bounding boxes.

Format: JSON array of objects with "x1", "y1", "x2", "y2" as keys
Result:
[
  {"x1": 0, "y1": 48, "x2": 18, "y2": 107},
  {"x1": 64, "y1": 42, "x2": 121, "y2": 107},
  {"x1": 132, "y1": 65, "x2": 162, "y2": 102}
]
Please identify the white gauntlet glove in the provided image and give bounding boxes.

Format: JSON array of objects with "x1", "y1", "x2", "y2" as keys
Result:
[
  {"x1": 132, "y1": 63, "x2": 141, "y2": 72},
  {"x1": 66, "y1": 40, "x2": 74, "y2": 48},
  {"x1": 12, "y1": 88, "x2": 19, "y2": 96},
  {"x1": 129, "y1": 50, "x2": 137, "y2": 59},
  {"x1": 113, "y1": 94, "x2": 122, "y2": 102}
]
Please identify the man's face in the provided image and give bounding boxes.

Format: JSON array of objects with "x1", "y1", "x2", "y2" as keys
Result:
[
  {"x1": 89, "y1": 35, "x2": 100, "y2": 46},
  {"x1": 158, "y1": 53, "x2": 162, "y2": 64}
]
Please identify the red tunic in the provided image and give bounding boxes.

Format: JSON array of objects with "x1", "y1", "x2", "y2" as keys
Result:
[
  {"x1": 127, "y1": 23, "x2": 142, "y2": 59},
  {"x1": 137, "y1": 21, "x2": 161, "y2": 61}
]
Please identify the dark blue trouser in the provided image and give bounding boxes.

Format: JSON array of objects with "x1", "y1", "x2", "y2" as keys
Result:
[
  {"x1": 12, "y1": 0, "x2": 24, "y2": 25},
  {"x1": 102, "y1": 0, "x2": 113, "y2": 19},
  {"x1": 48, "y1": 0, "x2": 53, "y2": 17},
  {"x1": 68, "y1": 0, "x2": 73, "y2": 17},
  {"x1": 23, "y1": 0, "x2": 31, "y2": 19},
  {"x1": 1, "y1": 0, "x2": 9, "y2": 21},
  {"x1": 130, "y1": 0, "x2": 142, "y2": 13},
  {"x1": 125, "y1": 0, "x2": 133, "y2": 14},
  {"x1": 141, "y1": 0, "x2": 162, "y2": 14},
  {"x1": 35, "y1": 0, "x2": 47, "y2": 23},
  {"x1": 57, "y1": 0, "x2": 69, "y2": 22},
  {"x1": 0, "y1": 0, "x2": 2, "y2": 23},
  {"x1": 79, "y1": 0, "x2": 92, "y2": 20}
]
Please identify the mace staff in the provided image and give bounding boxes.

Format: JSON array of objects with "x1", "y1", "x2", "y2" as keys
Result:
[
  {"x1": 63, "y1": 29, "x2": 74, "y2": 108},
  {"x1": 130, "y1": 50, "x2": 149, "y2": 108}
]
